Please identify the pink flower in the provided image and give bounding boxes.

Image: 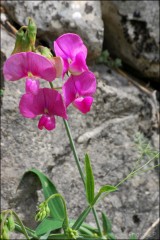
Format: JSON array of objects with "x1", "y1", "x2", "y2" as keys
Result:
[
  {"x1": 54, "y1": 33, "x2": 88, "y2": 76},
  {"x1": 63, "y1": 71, "x2": 96, "y2": 114},
  {"x1": 19, "y1": 88, "x2": 68, "y2": 130},
  {"x1": 25, "y1": 78, "x2": 40, "y2": 95},
  {"x1": 3, "y1": 51, "x2": 63, "y2": 82}
]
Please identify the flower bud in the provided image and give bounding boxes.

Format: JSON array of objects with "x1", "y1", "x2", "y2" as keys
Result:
[
  {"x1": 45, "y1": 205, "x2": 50, "y2": 216},
  {"x1": 41, "y1": 210, "x2": 46, "y2": 220},
  {"x1": 27, "y1": 18, "x2": 37, "y2": 49},
  {"x1": 12, "y1": 18, "x2": 37, "y2": 54},
  {"x1": 36, "y1": 46, "x2": 53, "y2": 59},
  {"x1": 12, "y1": 28, "x2": 25, "y2": 54},
  {"x1": 66, "y1": 227, "x2": 78, "y2": 239}
]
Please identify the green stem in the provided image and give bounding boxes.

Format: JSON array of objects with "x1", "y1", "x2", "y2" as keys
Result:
[
  {"x1": 12, "y1": 211, "x2": 31, "y2": 240},
  {"x1": 92, "y1": 208, "x2": 102, "y2": 237},
  {"x1": 63, "y1": 119, "x2": 103, "y2": 237},
  {"x1": 63, "y1": 119, "x2": 85, "y2": 186},
  {"x1": 15, "y1": 224, "x2": 38, "y2": 239}
]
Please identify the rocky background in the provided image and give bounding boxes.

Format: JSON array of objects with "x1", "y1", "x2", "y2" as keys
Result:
[{"x1": 1, "y1": 1, "x2": 159, "y2": 239}]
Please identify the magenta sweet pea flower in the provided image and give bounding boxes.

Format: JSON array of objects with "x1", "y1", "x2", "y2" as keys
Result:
[
  {"x1": 54, "y1": 33, "x2": 88, "y2": 76},
  {"x1": 63, "y1": 71, "x2": 96, "y2": 114},
  {"x1": 3, "y1": 51, "x2": 63, "y2": 82},
  {"x1": 19, "y1": 88, "x2": 68, "y2": 130}
]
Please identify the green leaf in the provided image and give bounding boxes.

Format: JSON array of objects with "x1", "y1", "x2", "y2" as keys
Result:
[
  {"x1": 70, "y1": 220, "x2": 98, "y2": 236},
  {"x1": 129, "y1": 233, "x2": 137, "y2": 240},
  {"x1": 23, "y1": 168, "x2": 64, "y2": 220},
  {"x1": 72, "y1": 206, "x2": 91, "y2": 230},
  {"x1": 39, "y1": 231, "x2": 50, "y2": 240},
  {"x1": 36, "y1": 218, "x2": 62, "y2": 236},
  {"x1": 85, "y1": 154, "x2": 95, "y2": 205},
  {"x1": 107, "y1": 232, "x2": 116, "y2": 240},
  {"x1": 99, "y1": 185, "x2": 117, "y2": 194},
  {"x1": 93, "y1": 185, "x2": 117, "y2": 205},
  {"x1": 102, "y1": 212, "x2": 112, "y2": 234}
]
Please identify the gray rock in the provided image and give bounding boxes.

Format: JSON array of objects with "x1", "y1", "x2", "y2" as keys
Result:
[
  {"x1": 1, "y1": 62, "x2": 159, "y2": 239},
  {"x1": 1, "y1": 26, "x2": 15, "y2": 58},
  {"x1": 2, "y1": 0, "x2": 104, "y2": 60},
  {"x1": 1, "y1": 19, "x2": 159, "y2": 240},
  {"x1": 101, "y1": 0, "x2": 160, "y2": 80}
]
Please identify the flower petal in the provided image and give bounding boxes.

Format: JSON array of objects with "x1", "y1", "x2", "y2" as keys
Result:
[
  {"x1": 3, "y1": 52, "x2": 57, "y2": 81},
  {"x1": 3, "y1": 52, "x2": 28, "y2": 81},
  {"x1": 19, "y1": 91, "x2": 44, "y2": 118},
  {"x1": 50, "y1": 56, "x2": 63, "y2": 78},
  {"x1": 73, "y1": 96, "x2": 93, "y2": 114},
  {"x1": 27, "y1": 52, "x2": 56, "y2": 81},
  {"x1": 25, "y1": 78, "x2": 40, "y2": 95},
  {"x1": 54, "y1": 33, "x2": 87, "y2": 60},
  {"x1": 69, "y1": 52, "x2": 88, "y2": 75},
  {"x1": 62, "y1": 76, "x2": 77, "y2": 107},
  {"x1": 38, "y1": 115, "x2": 56, "y2": 131},
  {"x1": 42, "y1": 88, "x2": 68, "y2": 119},
  {"x1": 74, "y1": 71, "x2": 96, "y2": 96}
]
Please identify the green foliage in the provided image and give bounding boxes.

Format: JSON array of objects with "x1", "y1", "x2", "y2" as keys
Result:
[
  {"x1": 85, "y1": 154, "x2": 95, "y2": 205},
  {"x1": 24, "y1": 168, "x2": 65, "y2": 221},
  {"x1": 93, "y1": 185, "x2": 117, "y2": 205},
  {"x1": 101, "y1": 213, "x2": 116, "y2": 240},
  {"x1": 97, "y1": 50, "x2": 122, "y2": 69},
  {"x1": 72, "y1": 206, "x2": 91, "y2": 230},
  {"x1": 35, "y1": 218, "x2": 62, "y2": 236},
  {"x1": 102, "y1": 213, "x2": 112, "y2": 235}
]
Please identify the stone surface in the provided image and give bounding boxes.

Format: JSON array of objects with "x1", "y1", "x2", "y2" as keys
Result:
[
  {"x1": 1, "y1": 17, "x2": 159, "y2": 240},
  {"x1": 2, "y1": 0, "x2": 104, "y2": 61},
  {"x1": 1, "y1": 59, "x2": 159, "y2": 239},
  {"x1": 101, "y1": 0, "x2": 160, "y2": 80}
]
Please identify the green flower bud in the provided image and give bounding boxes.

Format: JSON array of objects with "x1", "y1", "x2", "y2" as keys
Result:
[
  {"x1": 7, "y1": 214, "x2": 15, "y2": 231},
  {"x1": 27, "y1": 18, "x2": 37, "y2": 48},
  {"x1": 41, "y1": 210, "x2": 46, "y2": 220},
  {"x1": 66, "y1": 228, "x2": 78, "y2": 239},
  {"x1": 12, "y1": 17, "x2": 37, "y2": 54},
  {"x1": 12, "y1": 28, "x2": 25, "y2": 54},
  {"x1": 38, "y1": 202, "x2": 45, "y2": 209},
  {"x1": 45, "y1": 205, "x2": 50, "y2": 216},
  {"x1": 36, "y1": 46, "x2": 53, "y2": 59},
  {"x1": 35, "y1": 212, "x2": 40, "y2": 222}
]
